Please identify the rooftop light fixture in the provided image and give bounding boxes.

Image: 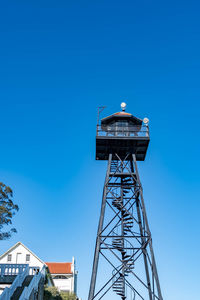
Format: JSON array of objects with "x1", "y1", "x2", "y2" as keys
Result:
[
  {"x1": 121, "y1": 102, "x2": 127, "y2": 111},
  {"x1": 143, "y1": 117, "x2": 149, "y2": 125}
]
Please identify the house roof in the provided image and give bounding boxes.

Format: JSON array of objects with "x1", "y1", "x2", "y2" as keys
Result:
[
  {"x1": 0, "y1": 241, "x2": 46, "y2": 265},
  {"x1": 45, "y1": 262, "x2": 72, "y2": 274}
]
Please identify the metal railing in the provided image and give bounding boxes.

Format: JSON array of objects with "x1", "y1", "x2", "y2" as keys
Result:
[
  {"x1": 0, "y1": 264, "x2": 43, "y2": 300},
  {"x1": 0, "y1": 265, "x2": 29, "y2": 300},
  {"x1": 96, "y1": 125, "x2": 149, "y2": 138}
]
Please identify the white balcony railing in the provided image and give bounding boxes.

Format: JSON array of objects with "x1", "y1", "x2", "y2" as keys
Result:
[
  {"x1": 0, "y1": 264, "x2": 40, "y2": 277},
  {"x1": 0, "y1": 264, "x2": 28, "y2": 277},
  {"x1": 0, "y1": 265, "x2": 29, "y2": 300}
]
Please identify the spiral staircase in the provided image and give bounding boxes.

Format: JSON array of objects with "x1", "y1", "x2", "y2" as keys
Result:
[{"x1": 110, "y1": 160, "x2": 136, "y2": 300}]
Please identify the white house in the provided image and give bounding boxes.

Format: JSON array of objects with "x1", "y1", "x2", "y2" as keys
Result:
[
  {"x1": 0, "y1": 242, "x2": 46, "y2": 295},
  {"x1": 46, "y1": 258, "x2": 77, "y2": 294},
  {"x1": 0, "y1": 242, "x2": 77, "y2": 295}
]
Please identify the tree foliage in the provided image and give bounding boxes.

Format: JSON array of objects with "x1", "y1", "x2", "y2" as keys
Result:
[
  {"x1": 44, "y1": 287, "x2": 77, "y2": 300},
  {"x1": 44, "y1": 287, "x2": 60, "y2": 300},
  {"x1": 0, "y1": 182, "x2": 19, "y2": 240},
  {"x1": 60, "y1": 292, "x2": 77, "y2": 300}
]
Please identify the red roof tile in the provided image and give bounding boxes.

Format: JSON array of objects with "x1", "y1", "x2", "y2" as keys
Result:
[{"x1": 45, "y1": 262, "x2": 72, "y2": 274}]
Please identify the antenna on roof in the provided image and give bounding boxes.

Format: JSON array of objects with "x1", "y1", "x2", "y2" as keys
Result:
[
  {"x1": 121, "y1": 102, "x2": 127, "y2": 111},
  {"x1": 97, "y1": 106, "x2": 106, "y2": 133}
]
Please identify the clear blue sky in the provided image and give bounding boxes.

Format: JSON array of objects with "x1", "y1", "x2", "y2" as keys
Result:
[{"x1": 0, "y1": 1, "x2": 199, "y2": 299}]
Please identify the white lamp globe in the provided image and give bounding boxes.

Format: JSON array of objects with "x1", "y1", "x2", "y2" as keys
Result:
[
  {"x1": 121, "y1": 102, "x2": 127, "y2": 111},
  {"x1": 143, "y1": 117, "x2": 149, "y2": 125}
]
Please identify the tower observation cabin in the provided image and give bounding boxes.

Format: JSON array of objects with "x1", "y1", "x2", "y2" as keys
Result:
[{"x1": 96, "y1": 103, "x2": 150, "y2": 161}]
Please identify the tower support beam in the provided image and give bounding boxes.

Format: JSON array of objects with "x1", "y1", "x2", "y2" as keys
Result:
[
  {"x1": 132, "y1": 154, "x2": 163, "y2": 300},
  {"x1": 88, "y1": 153, "x2": 163, "y2": 300},
  {"x1": 88, "y1": 154, "x2": 112, "y2": 300}
]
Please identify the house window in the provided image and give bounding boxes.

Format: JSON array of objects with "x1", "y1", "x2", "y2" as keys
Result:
[
  {"x1": 53, "y1": 275, "x2": 68, "y2": 279},
  {"x1": 26, "y1": 254, "x2": 30, "y2": 262},
  {"x1": 7, "y1": 254, "x2": 12, "y2": 262}
]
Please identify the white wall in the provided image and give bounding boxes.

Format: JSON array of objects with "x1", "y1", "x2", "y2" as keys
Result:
[
  {"x1": 52, "y1": 275, "x2": 73, "y2": 293},
  {"x1": 0, "y1": 244, "x2": 44, "y2": 269}
]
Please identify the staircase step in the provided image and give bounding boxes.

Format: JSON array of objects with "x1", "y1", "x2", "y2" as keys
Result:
[
  {"x1": 123, "y1": 215, "x2": 133, "y2": 220},
  {"x1": 11, "y1": 275, "x2": 33, "y2": 300},
  {"x1": 123, "y1": 255, "x2": 130, "y2": 259},
  {"x1": 123, "y1": 179, "x2": 132, "y2": 182}
]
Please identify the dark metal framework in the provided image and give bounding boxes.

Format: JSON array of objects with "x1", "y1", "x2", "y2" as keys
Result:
[
  {"x1": 88, "y1": 153, "x2": 163, "y2": 300},
  {"x1": 96, "y1": 125, "x2": 149, "y2": 161}
]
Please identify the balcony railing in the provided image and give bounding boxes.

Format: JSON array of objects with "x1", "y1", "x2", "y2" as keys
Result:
[
  {"x1": 0, "y1": 264, "x2": 41, "y2": 277},
  {"x1": 96, "y1": 125, "x2": 149, "y2": 138},
  {"x1": 0, "y1": 265, "x2": 29, "y2": 300},
  {"x1": 0, "y1": 264, "x2": 46, "y2": 300}
]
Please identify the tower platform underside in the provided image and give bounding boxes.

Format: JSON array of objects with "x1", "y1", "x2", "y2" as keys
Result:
[{"x1": 96, "y1": 136, "x2": 150, "y2": 161}]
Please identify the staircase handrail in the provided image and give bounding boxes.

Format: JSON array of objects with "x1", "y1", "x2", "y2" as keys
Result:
[
  {"x1": 19, "y1": 265, "x2": 46, "y2": 300},
  {"x1": 0, "y1": 265, "x2": 29, "y2": 300}
]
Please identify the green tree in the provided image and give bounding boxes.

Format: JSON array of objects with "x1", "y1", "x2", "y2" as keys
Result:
[
  {"x1": 44, "y1": 286, "x2": 61, "y2": 300},
  {"x1": 44, "y1": 287, "x2": 77, "y2": 300},
  {"x1": 0, "y1": 182, "x2": 19, "y2": 240},
  {"x1": 60, "y1": 292, "x2": 77, "y2": 300}
]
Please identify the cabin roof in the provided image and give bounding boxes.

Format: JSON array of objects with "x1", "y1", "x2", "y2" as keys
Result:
[{"x1": 101, "y1": 112, "x2": 143, "y2": 125}]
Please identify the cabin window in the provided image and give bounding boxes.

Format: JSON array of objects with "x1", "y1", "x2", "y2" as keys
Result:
[
  {"x1": 7, "y1": 254, "x2": 12, "y2": 262},
  {"x1": 116, "y1": 121, "x2": 129, "y2": 126},
  {"x1": 26, "y1": 254, "x2": 30, "y2": 262}
]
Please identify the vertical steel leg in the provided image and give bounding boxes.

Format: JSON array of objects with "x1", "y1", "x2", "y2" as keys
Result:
[
  {"x1": 130, "y1": 158, "x2": 152, "y2": 299},
  {"x1": 135, "y1": 196, "x2": 153, "y2": 300},
  {"x1": 88, "y1": 154, "x2": 112, "y2": 300},
  {"x1": 120, "y1": 171, "x2": 125, "y2": 299},
  {"x1": 132, "y1": 154, "x2": 163, "y2": 300}
]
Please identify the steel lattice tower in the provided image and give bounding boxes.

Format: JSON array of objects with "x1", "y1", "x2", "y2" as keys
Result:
[{"x1": 88, "y1": 104, "x2": 163, "y2": 300}]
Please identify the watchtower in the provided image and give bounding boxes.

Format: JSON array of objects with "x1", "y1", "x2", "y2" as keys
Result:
[{"x1": 88, "y1": 103, "x2": 163, "y2": 300}]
